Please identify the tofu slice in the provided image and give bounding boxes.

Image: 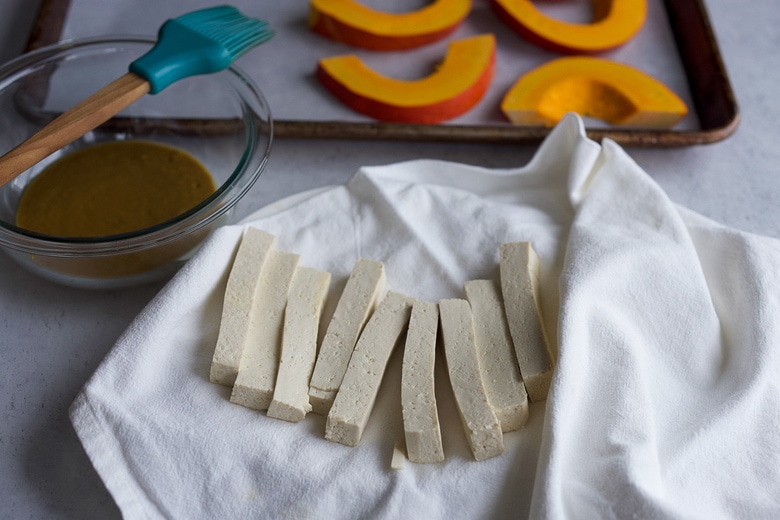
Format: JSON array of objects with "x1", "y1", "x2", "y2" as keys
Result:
[
  {"x1": 230, "y1": 249, "x2": 300, "y2": 411},
  {"x1": 267, "y1": 266, "x2": 331, "y2": 423},
  {"x1": 464, "y1": 279, "x2": 529, "y2": 432},
  {"x1": 309, "y1": 258, "x2": 386, "y2": 415},
  {"x1": 499, "y1": 242, "x2": 554, "y2": 402},
  {"x1": 401, "y1": 300, "x2": 445, "y2": 463},
  {"x1": 325, "y1": 291, "x2": 414, "y2": 447},
  {"x1": 210, "y1": 227, "x2": 276, "y2": 387},
  {"x1": 439, "y1": 298, "x2": 504, "y2": 461},
  {"x1": 391, "y1": 440, "x2": 407, "y2": 471}
]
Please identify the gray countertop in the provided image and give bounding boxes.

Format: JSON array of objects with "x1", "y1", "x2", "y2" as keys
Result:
[{"x1": 1, "y1": 1, "x2": 778, "y2": 518}]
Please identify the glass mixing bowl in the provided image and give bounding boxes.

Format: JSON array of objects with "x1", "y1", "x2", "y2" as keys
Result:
[{"x1": 0, "y1": 36, "x2": 273, "y2": 288}]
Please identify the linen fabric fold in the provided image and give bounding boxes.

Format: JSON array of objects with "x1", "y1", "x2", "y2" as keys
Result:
[
  {"x1": 70, "y1": 115, "x2": 780, "y2": 519},
  {"x1": 533, "y1": 136, "x2": 780, "y2": 519}
]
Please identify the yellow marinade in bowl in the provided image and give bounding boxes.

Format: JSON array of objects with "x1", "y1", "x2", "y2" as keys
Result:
[
  {"x1": 16, "y1": 141, "x2": 216, "y2": 237},
  {"x1": 0, "y1": 36, "x2": 273, "y2": 289}
]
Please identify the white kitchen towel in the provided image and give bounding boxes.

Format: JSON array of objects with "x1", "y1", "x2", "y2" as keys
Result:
[{"x1": 70, "y1": 114, "x2": 780, "y2": 519}]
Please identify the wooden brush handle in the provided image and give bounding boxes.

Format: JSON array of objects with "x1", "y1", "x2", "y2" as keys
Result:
[{"x1": 0, "y1": 72, "x2": 151, "y2": 188}]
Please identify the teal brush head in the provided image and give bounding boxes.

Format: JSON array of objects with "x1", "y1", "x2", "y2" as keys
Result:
[{"x1": 129, "y1": 5, "x2": 274, "y2": 94}]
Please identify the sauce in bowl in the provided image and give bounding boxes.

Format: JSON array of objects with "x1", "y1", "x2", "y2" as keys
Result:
[{"x1": 16, "y1": 140, "x2": 216, "y2": 237}]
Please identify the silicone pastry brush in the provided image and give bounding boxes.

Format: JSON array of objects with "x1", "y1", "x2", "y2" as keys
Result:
[{"x1": 0, "y1": 5, "x2": 273, "y2": 187}]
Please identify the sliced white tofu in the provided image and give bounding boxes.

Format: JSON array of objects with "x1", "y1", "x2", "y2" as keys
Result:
[
  {"x1": 267, "y1": 266, "x2": 331, "y2": 423},
  {"x1": 230, "y1": 249, "x2": 300, "y2": 411},
  {"x1": 325, "y1": 291, "x2": 414, "y2": 447},
  {"x1": 464, "y1": 279, "x2": 529, "y2": 432},
  {"x1": 499, "y1": 242, "x2": 554, "y2": 402},
  {"x1": 401, "y1": 300, "x2": 445, "y2": 463},
  {"x1": 309, "y1": 258, "x2": 386, "y2": 415},
  {"x1": 210, "y1": 227, "x2": 276, "y2": 387},
  {"x1": 439, "y1": 298, "x2": 504, "y2": 461},
  {"x1": 391, "y1": 440, "x2": 407, "y2": 471}
]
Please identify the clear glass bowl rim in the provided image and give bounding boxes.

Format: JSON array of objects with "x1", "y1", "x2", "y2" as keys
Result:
[{"x1": 0, "y1": 35, "x2": 273, "y2": 257}]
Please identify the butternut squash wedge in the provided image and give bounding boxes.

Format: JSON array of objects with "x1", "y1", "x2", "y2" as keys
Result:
[
  {"x1": 501, "y1": 56, "x2": 688, "y2": 127},
  {"x1": 490, "y1": 0, "x2": 647, "y2": 54},
  {"x1": 309, "y1": 0, "x2": 471, "y2": 51},
  {"x1": 317, "y1": 34, "x2": 496, "y2": 124}
]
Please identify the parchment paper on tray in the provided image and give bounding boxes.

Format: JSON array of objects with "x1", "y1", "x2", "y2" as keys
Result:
[
  {"x1": 58, "y1": 0, "x2": 697, "y2": 129},
  {"x1": 70, "y1": 115, "x2": 780, "y2": 519}
]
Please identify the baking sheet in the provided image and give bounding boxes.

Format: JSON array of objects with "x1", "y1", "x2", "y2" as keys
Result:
[{"x1": 26, "y1": 0, "x2": 738, "y2": 146}]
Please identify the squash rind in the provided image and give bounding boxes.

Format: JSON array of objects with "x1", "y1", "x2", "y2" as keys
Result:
[
  {"x1": 309, "y1": 0, "x2": 471, "y2": 50},
  {"x1": 490, "y1": 0, "x2": 647, "y2": 54},
  {"x1": 501, "y1": 56, "x2": 688, "y2": 127},
  {"x1": 317, "y1": 34, "x2": 496, "y2": 124}
]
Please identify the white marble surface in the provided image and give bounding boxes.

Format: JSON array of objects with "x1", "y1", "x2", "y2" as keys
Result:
[{"x1": 0, "y1": 1, "x2": 778, "y2": 518}]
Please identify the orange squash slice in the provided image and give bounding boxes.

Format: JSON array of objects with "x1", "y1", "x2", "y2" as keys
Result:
[
  {"x1": 501, "y1": 56, "x2": 688, "y2": 127},
  {"x1": 309, "y1": 0, "x2": 471, "y2": 51},
  {"x1": 317, "y1": 34, "x2": 496, "y2": 124},
  {"x1": 490, "y1": 0, "x2": 647, "y2": 54}
]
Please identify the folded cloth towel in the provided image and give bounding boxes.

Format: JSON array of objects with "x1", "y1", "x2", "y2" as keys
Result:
[{"x1": 70, "y1": 114, "x2": 780, "y2": 519}]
